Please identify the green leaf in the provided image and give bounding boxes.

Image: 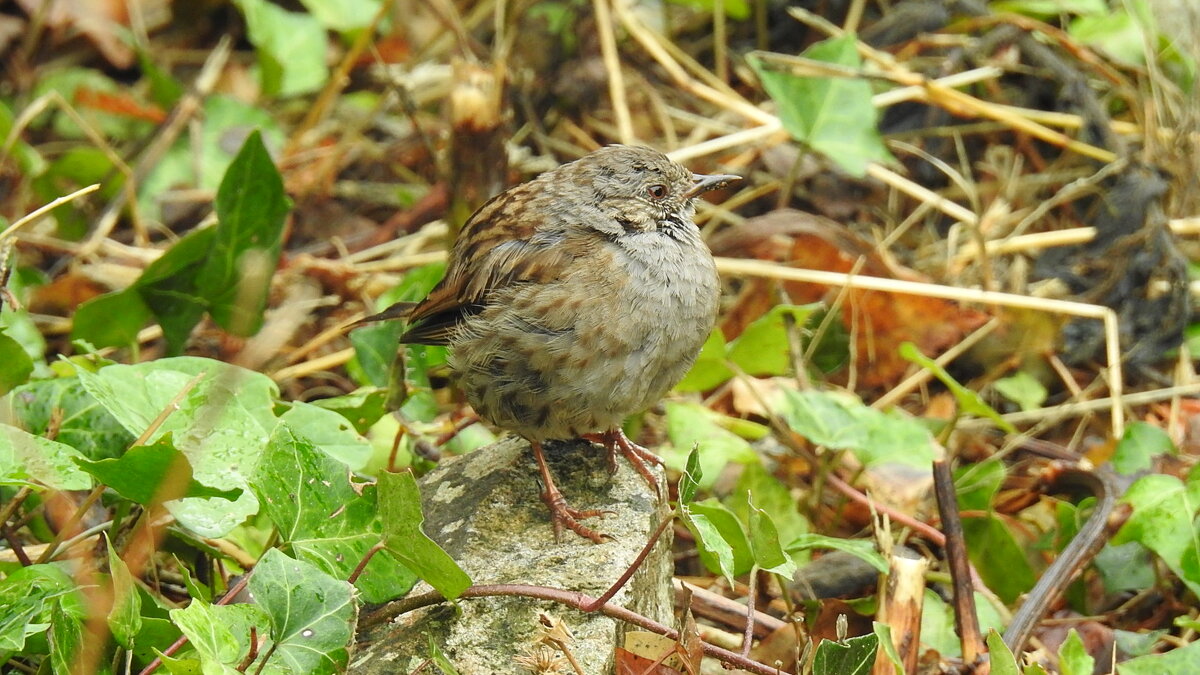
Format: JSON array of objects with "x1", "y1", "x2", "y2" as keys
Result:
[
  {"x1": 134, "y1": 226, "x2": 217, "y2": 354},
  {"x1": 989, "y1": 0, "x2": 1107, "y2": 16},
  {"x1": 76, "y1": 434, "x2": 243, "y2": 504},
  {"x1": 749, "y1": 38, "x2": 895, "y2": 177},
  {"x1": 787, "y1": 534, "x2": 888, "y2": 573},
  {"x1": 8, "y1": 376, "x2": 134, "y2": 461},
  {"x1": 899, "y1": 342, "x2": 1016, "y2": 433},
  {"x1": 727, "y1": 303, "x2": 819, "y2": 377},
  {"x1": 350, "y1": 262, "x2": 446, "y2": 389},
  {"x1": 1058, "y1": 628, "x2": 1095, "y2": 675},
  {"x1": 0, "y1": 100, "x2": 45, "y2": 176},
  {"x1": 49, "y1": 601, "x2": 84, "y2": 675},
  {"x1": 955, "y1": 459, "x2": 1007, "y2": 512},
  {"x1": 249, "y1": 549, "x2": 356, "y2": 674},
  {"x1": 70, "y1": 289, "x2": 152, "y2": 349},
  {"x1": 77, "y1": 357, "x2": 277, "y2": 536},
  {"x1": 747, "y1": 495, "x2": 798, "y2": 576},
  {"x1": 198, "y1": 97, "x2": 285, "y2": 190},
  {"x1": 678, "y1": 445, "x2": 703, "y2": 504},
  {"x1": 30, "y1": 68, "x2": 152, "y2": 140},
  {"x1": 308, "y1": 388, "x2": 390, "y2": 434},
  {"x1": 1093, "y1": 541, "x2": 1155, "y2": 593},
  {"x1": 665, "y1": 0, "x2": 750, "y2": 20},
  {"x1": 1118, "y1": 639, "x2": 1200, "y2": 674},
  {"x1": 252, "y1": 423, "x2": 417, "y2": 603},
  {"x1": 775, "y1": 389, "x2": 936, "y2": 467},
  {"x1": 662, "y1": 402, "x2": 758, "y2": 488},
  {"x1": 992, "y1": 371, "x2": 1047, "y2": 412},
  {"x1": 811, "y1": 632, "x2": 878, "y2": 675},
  {"x1": 674, "y1": 329, "x2": 733, "y2": 392},
  {"x1": 919, "y1": 590, "x2": 1005, "y2": 659},
  {"x1": 1111, "y1": 471, "x2": 1200, "y2": 597},
  {"x1": 1112, "y1": 629, "x2": 1166, "y2": 658},
  {"x1": 685, "y1": 499, "x2": 754, "y2": 582},
  {"x1": 378, "y1": 470, "x2": 472, "y2": 600},
  {"x1": 171, "y1": 600, "x2": 269, "y2": 669},
  {"x1": 962, "y1": 515, "x2": 1035, "y2": 604},
  {"x1": 872, "y1": 622, "x2": 902, "y2": 675},
  {"x1": 0, "y1": 331, "x2": 32, "y2": 394},
  {"x1": 234, "y1": 0, "x2": 330, "y2": 96},
  {"x1": 0, "y1": 564, "x2": 79, "y2": 655},
  {"x1": 987, "y1": 629, "x2": 1020, "y2": 675},
  {"x1": 1112, "y1": 421, "x2": 1174, "y2": 475},
  {"x1": 106, "y1": 536, "x2": 143, "y2": 648},
  {"x1": 196, "y1": 130, "x2": 290, "y2": 336},
  {"x1": 725, "y1": 462, "x2": 808, "y2": 556},
  {"x1": 279, "y1": 401, "x2": 372, "y2": 470},
  {"x1": 298, "y1": 0, "x2": 383, "y2": 31},
  {"x1": 0, "y1": 423, "x2": 92, "y2": 490},
  {"x1": 427, "y1": 635, "x2": 462, "y2": 674},
  {"x1": 1068, "y1": 8, "x2": 1148, "y2": 66},
  {"x1": 1, "y1": 306, "x2": 45, "y2": 378}
]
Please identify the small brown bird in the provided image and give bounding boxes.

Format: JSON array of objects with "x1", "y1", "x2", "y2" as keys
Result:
[{"x1": 386, "y1": 145, "x2": 737, "y2": 542}]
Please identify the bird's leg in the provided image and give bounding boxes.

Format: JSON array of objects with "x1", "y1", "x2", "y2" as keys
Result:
[
  {"x1": 530, "y1": 441, "x2": 610, "y2": 543},
  {"x1": 582, "y1": 429, "x2": 663, "y2": 495}
]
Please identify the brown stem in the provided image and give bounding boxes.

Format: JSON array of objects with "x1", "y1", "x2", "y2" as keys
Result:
[
  {"x1": 933, "y1": 459, "x2": 984, "y2": 664},
  {"x1": 349, "y1": 541, "x2": 386, "y2": 585},
  {"x1": 579, "y1": 515, "x2": 673, "y2": 612},
  {"x1": 1001, "y1": 456, "x2": 1118, "y2": 655},
  {"x1": 364, "y1": 584, "x2": 780, "y2": 674},
  {"x1": 740, "y1": 570, "x2": 760, "y2": 658}
]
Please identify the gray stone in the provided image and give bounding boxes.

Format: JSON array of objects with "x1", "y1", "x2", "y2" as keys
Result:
[{"x1": 351, "y1": 437, "x2": 674, "y2": 674}]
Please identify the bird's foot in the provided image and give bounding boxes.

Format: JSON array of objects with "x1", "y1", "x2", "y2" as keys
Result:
[
  {"x1": 531, "y1": 441, "x2": 612, "y2": 543},
  {"x1": 582, "y1": 429, "x2": 664, "y2": 496}
]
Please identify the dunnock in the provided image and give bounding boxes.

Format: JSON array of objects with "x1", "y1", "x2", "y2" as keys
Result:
[{"x1": 376, "y1": 145, "x2": 738, "y2": 542}]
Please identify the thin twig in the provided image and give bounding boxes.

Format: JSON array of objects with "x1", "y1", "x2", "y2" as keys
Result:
[{"x1": 367, "y1": 584, "x2": 781, "y2": 674}]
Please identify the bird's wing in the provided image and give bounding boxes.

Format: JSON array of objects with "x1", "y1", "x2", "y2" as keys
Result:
[{"x1": 400, "y1": 188, "x2": 572, "y2": 345}]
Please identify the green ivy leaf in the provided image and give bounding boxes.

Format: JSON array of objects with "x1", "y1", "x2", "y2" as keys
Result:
[
  {"x1": 674, "y1": 329, "x2": 733, "y2": 392},
  {"x1": 812, "y1": 632, "x2": 878, "y2": 675},
  {"x1": 105, "y1": 536, "x2": 143, "y2": 649},
  {"x1": 986, "y1": 629, "x2": 1020, "y2": 675},
  {"x1": 0, "y1": 423, "x2": 91, "y2": 491},
  {"x1": 249, "y1": 549, "x2": 356, "y2": 674},
  {"x1": 1112, "y1": 421, "x2": 1174, "y2": 475},
  {"x1": 77, "y1": 357, "x2": 276, "y2": 536},
  {"x1": 252, "y1": 423, "x2": 417, "y2": 603},
  {"x1": 662, "y1": 402, "x2": 758, "y2": 488},
  {"x1": 962, "y1": 515, "x2": 1036, "y2": 604},
  {"x1": 377, "y1": 470, "x2": 472, "y2": 600},
  {"x1": 70, "y1": 289, "x2": 152, "y2": 350},
  {"x1": 684, "y1": 499, "x2": 754, "y2": 583},
  {"x1": 727, "y1": 304, "x2": 819, "y2": 377},
  {"x1": 1111, "y1": 470, "x2": 1200, "y2": 598},
  {"x1": 75, "y1": 434, "x2": 243, "y2": 504},
  {"x1": 170, "y1": 600, "x2": 268, "y2": 669},
  {"x1": 196, "y1": 130, "x2": 290, "y2": 336},
  {"x1": 749, "y1": 37, "x2": 895, "y2": 177},
  {"x1": 1118, "y1": 639, "x2": 1200, "y2": 674},
  {"x1": 992, "y1": 371, "x2": 1047, "y2": 412},
  {"x1": 234, "y1": 0, "x2": 330, "y2": 96},
  {"x1": 0, "y1": 331, "x2": 33, "y2": 394},
  {"x1": 775, "y1": 389, "x2": 936, "y2": 467},
  {"x1": 278, "y1": 401, "x2": 373, "y2": 470},
  {"x1": 1058, "y1": 628, "x2": 1095, "y2": 675}
]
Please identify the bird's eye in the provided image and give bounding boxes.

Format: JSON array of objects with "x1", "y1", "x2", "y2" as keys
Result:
[{"x1": 647, "y1": 184, "x2": 668, "y2": 199}]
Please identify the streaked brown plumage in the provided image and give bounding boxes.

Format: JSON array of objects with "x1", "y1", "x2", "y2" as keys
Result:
[{"x1": 386, "y1": 145, "x2": 737, "y2": 542}]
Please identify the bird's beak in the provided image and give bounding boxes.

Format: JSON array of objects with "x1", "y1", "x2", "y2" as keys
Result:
[{"x1": 685, "y1": 172, "x2": 742, "y2": 198}]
